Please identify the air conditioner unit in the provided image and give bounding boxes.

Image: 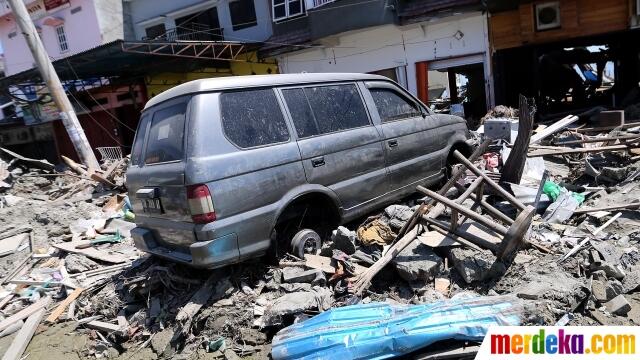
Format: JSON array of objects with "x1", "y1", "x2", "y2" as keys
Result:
[{"x1": 535, "y1": 2, "x2": 561, "y2": 31}]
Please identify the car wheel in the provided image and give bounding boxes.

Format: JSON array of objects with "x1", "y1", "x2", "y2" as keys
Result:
[{"x1": 290, "y1": 228, "x2": 321, "y2": 258}]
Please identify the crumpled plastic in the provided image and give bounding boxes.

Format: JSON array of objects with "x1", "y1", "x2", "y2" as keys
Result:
[{"x1": 543, "y1": 180, "x2": 585, "y2": 204}]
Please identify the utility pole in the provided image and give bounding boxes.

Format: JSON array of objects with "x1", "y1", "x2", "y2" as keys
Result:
[{"x1": 7, "y1": 0, "x2": 99, "y2": 169}]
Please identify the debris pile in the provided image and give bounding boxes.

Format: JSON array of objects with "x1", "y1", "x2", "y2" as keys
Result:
[{"x1": 2, "y1": 97, "x2": 640, "y2": 359}]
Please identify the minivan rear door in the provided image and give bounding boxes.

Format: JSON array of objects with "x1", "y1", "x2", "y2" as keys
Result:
[
  {"x1": 279, "y1": 83, "x2": 388, "y2": 217},
  {"x1": 126, "y1": 96, "x2": 195, "y2": 249}
]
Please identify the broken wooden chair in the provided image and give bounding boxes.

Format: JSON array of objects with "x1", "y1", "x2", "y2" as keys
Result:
[{"x1": 417, "y1": 150, "x2": 535, "y2": 261}]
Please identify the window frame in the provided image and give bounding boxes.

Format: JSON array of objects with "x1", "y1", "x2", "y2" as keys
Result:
[
  {"x1": 272, "y1": 0, "x2": 306, "y2": 22},
  {"x1": 219, "y1": 88, "x2": 292, "y2": 150},
  {"x1": 55, "y1": 25, "x2": 68, "y2": 53},
  {"x1": 368, "y1": 88, "x2": 423, "y2": 123},
  {"x1": 277, "y1": 81, "x2": 373, "y2": 140},
  {"x1": 229, "y1": 0, "x2": 258, "y2": 31},
  {"x1": 365, "y1": 81, "x2": 431, "y2": 120}
]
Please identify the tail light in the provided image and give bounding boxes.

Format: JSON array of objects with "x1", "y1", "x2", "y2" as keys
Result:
[{"x1": 186, "y1": 184, "x2": 216, "y2": 224}]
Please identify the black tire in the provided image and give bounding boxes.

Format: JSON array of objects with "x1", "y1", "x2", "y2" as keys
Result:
[{"x1": 290, "y1": 228, "x2": 322, "y2": 258}]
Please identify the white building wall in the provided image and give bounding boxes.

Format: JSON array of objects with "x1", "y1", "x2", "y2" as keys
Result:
[
  {"x1": 277, "y1": 12, "x2": 494, "y2": 107},
  {"x1": 130, "y1": 0, "x2": 272, "y2": 42},
  {"x1": 0, "y1": 0, "x2": 122, "y2": 76}
]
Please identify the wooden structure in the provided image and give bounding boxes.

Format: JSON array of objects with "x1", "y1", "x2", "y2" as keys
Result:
[
  {"x1": 489, "y1": 0, "x2": 630, "y2": 51},
  {"x1": 352, "y1": 142, "x2": 536, "y2": 295}
]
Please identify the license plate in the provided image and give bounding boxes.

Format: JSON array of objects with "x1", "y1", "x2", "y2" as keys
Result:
[{"x1": 141, "y1": 198, "x2": 163, "y2": 214}]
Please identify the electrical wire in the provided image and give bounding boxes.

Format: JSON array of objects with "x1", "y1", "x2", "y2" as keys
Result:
[
  {"x1": 63, "y1": 58, "x2": 136, "y2": 133},
  {"x1": 65, "y1": 88, "x2": 125, "y2": 146}
]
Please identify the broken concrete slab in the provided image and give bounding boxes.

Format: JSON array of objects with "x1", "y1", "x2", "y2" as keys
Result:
[
  {"x1": 392, "y1": 241, "x2": 442, "y2": 282},
  {"x1": 267, "y1": 287, "x2": 333, "y2": 318},
  {"x1": 330, "y1": 226, "x2": 356, "y2": 255},
  {"x1": 592, "y1": 279, "x2": 623, "y2": 303},
  {"x1": 2, "y1": 195, "x2": 24, "y2": 207},
  {"x1": 621, "y1": 265, "x2": 640, "y2": 294},
  {"x1": 384, "y1": 204, "x2": 413, "y2": 222},
  {"x1": 448, "y1": 248, "x2": 505, "y2": 284},
  {"x1": 281, "y1": 267, "x2": 324, "y2": 285},
  {"x1": 64, "y1": 254, "x2": 99, "y2": 273},
  {"x1": 592, "y1": 263, "x2": 626, "y2": 280},
  {"x1": 605, "y1": 294, "x2": 631, "y2": 315}
]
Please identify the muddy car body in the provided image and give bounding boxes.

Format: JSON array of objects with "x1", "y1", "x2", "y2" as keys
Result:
[{"x1": 127, "y1": 73, "x2": 472, "y2": 268}]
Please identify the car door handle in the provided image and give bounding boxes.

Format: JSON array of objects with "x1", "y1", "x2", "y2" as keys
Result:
[
  {"x1": 311, "y1": 157, "x2": 325, "y2": 167},
  {"x1": 388, "y1": 139, "x2": 399, "y2": 148}
]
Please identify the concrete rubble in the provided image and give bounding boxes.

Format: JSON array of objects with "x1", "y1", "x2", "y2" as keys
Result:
[{"x1": 1, "y1": 105, "x2": 640, "y2": 359}]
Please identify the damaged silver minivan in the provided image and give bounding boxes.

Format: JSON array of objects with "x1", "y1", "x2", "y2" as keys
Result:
[{"x1": 127, "y1": 73, "x2": 473, "y2": 268}]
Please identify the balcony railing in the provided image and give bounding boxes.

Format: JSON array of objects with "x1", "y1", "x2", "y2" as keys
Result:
[
  {"x1": 143, "y1": 24, "x2": 224, "y2": 42},
  {"x1": 307, "y1": 0, "x2": 335, "y2": 9}
]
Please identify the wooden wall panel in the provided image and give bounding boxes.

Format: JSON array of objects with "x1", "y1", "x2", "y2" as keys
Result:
[{"x1": 489, "y1": 0, "x2": 630, "y2": 50}]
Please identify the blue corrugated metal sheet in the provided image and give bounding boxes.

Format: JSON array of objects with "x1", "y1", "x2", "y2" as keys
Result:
[{"x1": 272, "y1": 295, "x2": 522, "y2": 360}]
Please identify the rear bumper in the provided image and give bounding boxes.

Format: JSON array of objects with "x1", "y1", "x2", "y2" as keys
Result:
[{"x1": 132, "y1": 227, "x2": 239, "y2": 268}]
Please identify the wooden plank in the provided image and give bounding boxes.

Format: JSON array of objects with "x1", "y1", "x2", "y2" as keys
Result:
[
  {"x1": 85, "y1": 320, "x2": 122, "y2": 333},
  {"x1": 1, "y1": 307, "x2": 46, "y2": 360},
  {"x1": 574, "y1": 121, "x2": 640, "y2": 133},
  {"x1": 530, "y1": 115, "x2": 578, "y2": 145},
  {"x1": 0, "y1": 147, "x2": 55, "y2": 171},
  {"x1": 528, "y1": 145, "x2": 629, "y2": 157},
  {"x1": 52, "y1": 241, "x2": 129, "y2": 264},
  {"x1": 575, "y1": 202, "x2": 640, "y2": 214},
  {"x1": 45, "y1": 288, "x2": 84, "y2": 323},
  {"x1": 0, "y1": 227, "x2": 31, "y2": 241},
  {"x1": 303, "y1": 254, "x2": 367, "y2": 275},
  {"x1": 0, "y1": 233, "x2": 29, "y2": 257},
  {"x1": 502, "y1": 95, "x2": 535, "y2": 183},
  {"x1": 0, "y1": 297, "x2": 50, "y2": 332},
  {"x1": 554, "y1": 134, "x2": 640, "y2": 145}
]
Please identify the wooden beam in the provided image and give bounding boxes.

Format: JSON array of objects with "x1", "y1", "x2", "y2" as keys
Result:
[
  {"x1": 502, "y1": 95, "x2": 535, "y2": 183},
  {"x1": 1, "y1": 307, "x2": 47, "y2": 360},
  {"x1": 417, "y1": 187, "x2": 509, "y2": 236},
  {"x1": 574, "y1": 122, "x2": 640, "y2": 133},
  {"x1": 530, "y1": 115, "x2": 579, "y2": 144},
  {"x1": 0, "y1": 297, "x2": 50, "y2": 332},
  {"x1": 45, "y1": 288, "x2": 84, "y2": 323},
  {"x1": 554, "y1": 134, "x2": 640, "y2": 145},
  {"x1": 528, "y1": 145, "x2": 629, "y2": 157}
]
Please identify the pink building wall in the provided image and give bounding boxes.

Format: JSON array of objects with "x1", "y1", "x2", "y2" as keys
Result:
[{"x1": 0, "y1": 0, "x2": 119, "y2": 76}]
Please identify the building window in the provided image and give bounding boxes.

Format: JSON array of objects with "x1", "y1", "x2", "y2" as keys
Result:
[
  {"x1": 272, "y1": 0, "x2": 305, "y2": 22},
  {"x1": 145, "y1": 23, "x2": 166, "y2": 40},
  {"x1": 229, "y1": 0, "x2": 257, "y2": 30},
  {"x1": 55, "y1": 25, "x2": 68, "y2": 52}
]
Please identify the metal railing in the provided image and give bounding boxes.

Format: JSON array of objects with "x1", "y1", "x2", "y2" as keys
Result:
[{"x1": 143, "y1": 24, "x2": 224, "y2": 42}]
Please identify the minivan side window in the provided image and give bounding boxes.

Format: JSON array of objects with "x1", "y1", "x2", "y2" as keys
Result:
[
  {"x1": 281, "y1": 88, "x2": 317, "y2": 138},
  {"x1": 220, "y1": 89, "x2": 290, "y2": 148},
  {"x1": 145, "y1": 102, "x2": 188, "y2": 164},
  {"x1": 306, "y1": 84, "x2": 369, "y2": 135},
  {"x1": 131, "y1": 113, "x2": 150, "y2": 166},
  {"x1": 370, "y1": 88, "x2": 422, "y2": 123},
  {"x1": 283, "y1": 84, "x2": 370, "y2": 138}
]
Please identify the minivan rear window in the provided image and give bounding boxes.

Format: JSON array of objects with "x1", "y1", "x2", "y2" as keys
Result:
[
  {"x1": 144, "y1": 101, "x2": 188, "y2": 164},
  {"x1": 220, "y1": 89, "x2": 289, "y2": 148},
  {"x1": 130, "y1": 113, "x2": 150, "y2": 166}
]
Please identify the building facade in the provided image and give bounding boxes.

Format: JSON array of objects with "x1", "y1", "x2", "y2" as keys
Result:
[
  {"x1": 261, "y1": 0, "x2": 492, "y2": 123},
  {"x1": 126, "y1": 0, "x2": 272, "y2": 43},
  {"x1": 487, "y1": 0, "x2": 640, "y2": 119},
  {"x1": 0, "y1": 0, "x2": 124, "y2": 76}
]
